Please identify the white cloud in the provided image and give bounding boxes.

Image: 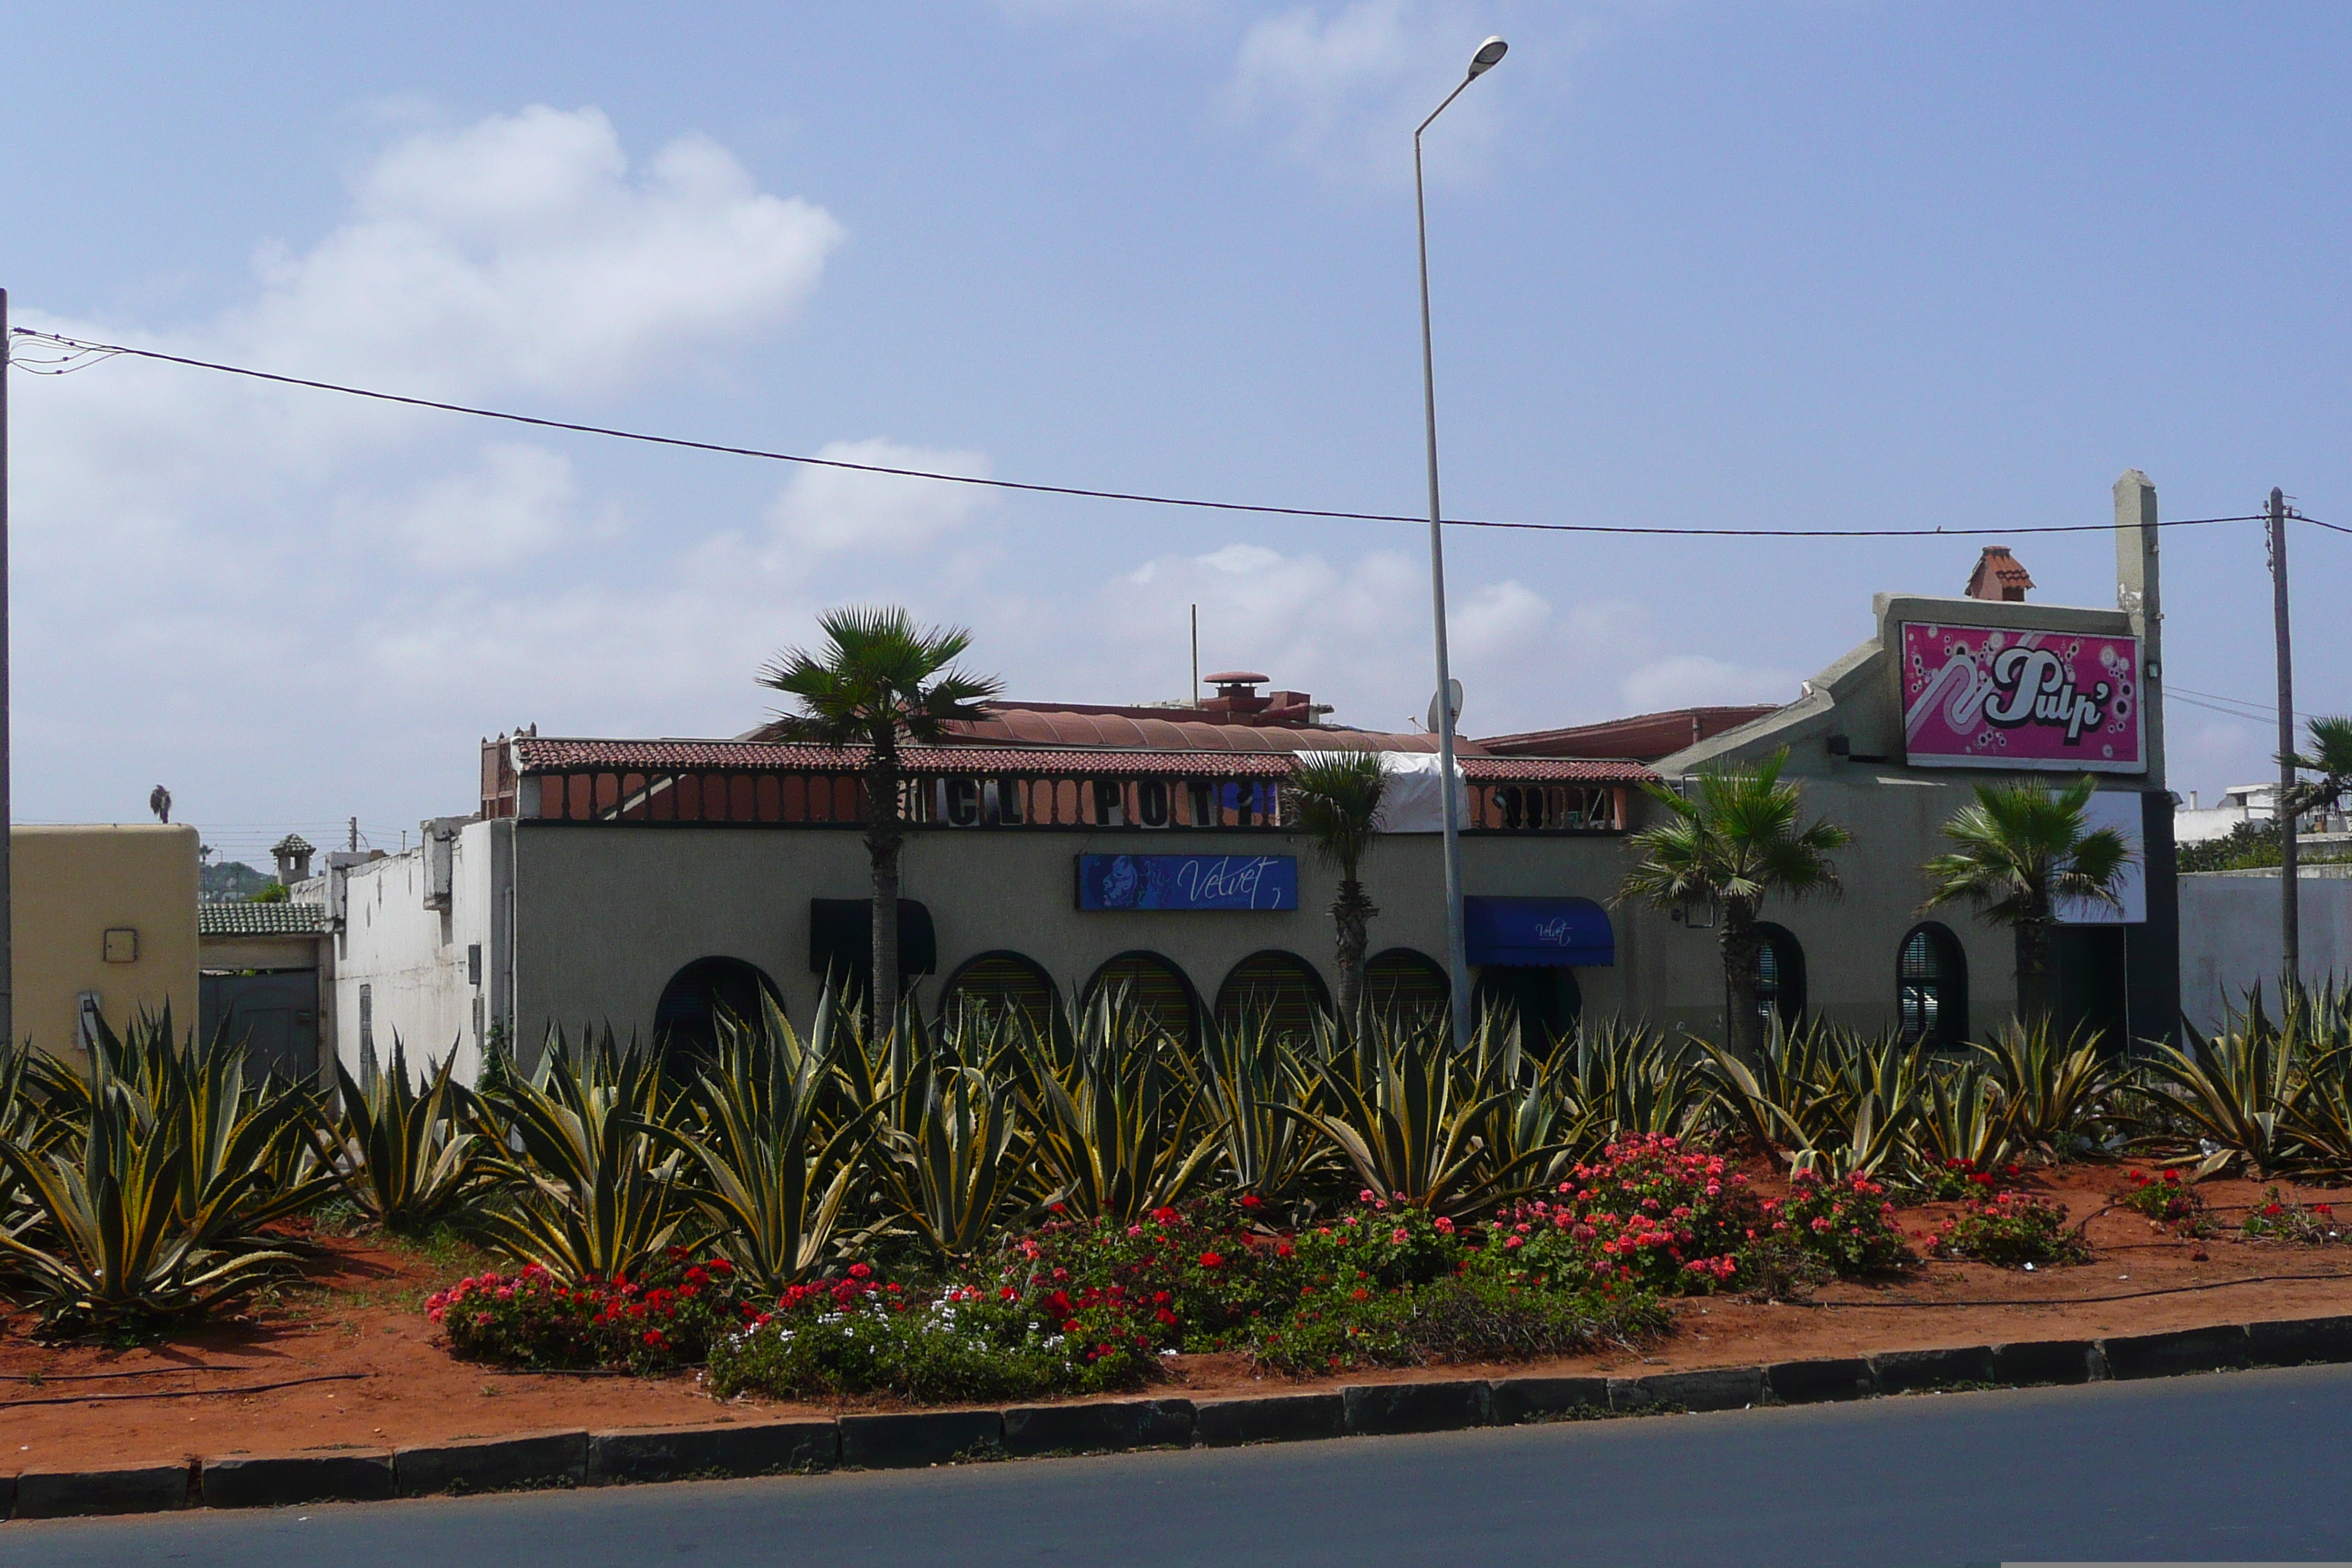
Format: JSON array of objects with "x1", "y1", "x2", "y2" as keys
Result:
[
  {"x1": 7, "y1": 107, "x2": 851, "y2": 823},
  {"x1": 766, "y1": 440, "x2": 994, "y2": 555},
  {"x1": 226, "y1": 105, "x2": 843, "y2": 397},
  {"x1": 1618, "y1": 654, "x2": 1798, "y2": 714},
  {"x1": 1226, "y1": 0, "x2": 1504, "y2": 183},
  {"x1": 382, "y1": 442, "x2": 584, "y2": 569}
]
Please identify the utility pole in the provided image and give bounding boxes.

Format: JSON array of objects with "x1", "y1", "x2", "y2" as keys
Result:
[
  {"x1": 349, "y1": 816, "x2": 359, "y2": 853},
  {"x1": 1189, "y1": 604, "x2": 1199, "y2": 706},
  {"x1": 1, "y1": 288, "x2": 12, "y2": 1052},
  {"x1": 2269, "y1": 486, "x2": 2299, "y2": 985}
]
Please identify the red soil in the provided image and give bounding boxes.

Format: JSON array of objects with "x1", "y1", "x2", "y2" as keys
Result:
[{"x1": 5, "y1": 1163, "x2": 2348, "y2": 1476}]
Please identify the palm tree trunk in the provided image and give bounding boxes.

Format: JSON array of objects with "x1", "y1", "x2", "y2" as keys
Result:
[
  {"x1": 1331, "y1": 875, "x2": 1376, "y2": 1025},
  {"x1": 865, "y1": 735, "x2": 903, "y2": 1032},
  {"x1": 2014, "y1": 919, "x2": 2052, "y2": 1028},
  {"x1": 1721, "y1": 903, "x2": 1763, "y2": 1059}
]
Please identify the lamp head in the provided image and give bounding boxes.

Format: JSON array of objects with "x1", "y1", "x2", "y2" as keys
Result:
[{"x1": 1468, "y1": 36, "x2": 1508, "y2": 77}]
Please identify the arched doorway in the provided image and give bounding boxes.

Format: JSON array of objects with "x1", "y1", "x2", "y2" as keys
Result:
[
  {"x1": 1215, "y1": 951, "x2": 1331, "y2": 1041},
  {"x1": 1364, "y1": 948, "x2": 1449, "y2": 1023},
  {"x1": 1898, "y1": 922, "x2": 1969, "y2": 1049},
  {"x1": 1082, "y1": 951, "x2": 1199, "y2": 1044},
  {"x1": 1751, "y1": 923, "x2": 1808, "y2": 1030},
  {"x1": 1474, "y1": 967, "x2": 1583, "y2": 1046},
  {"x1": 653, "y1": 956, "x2": 783, "y2": 1076},
  {"x1": 941, "y1": 951, "x2": 1060, "y2": 1033}
]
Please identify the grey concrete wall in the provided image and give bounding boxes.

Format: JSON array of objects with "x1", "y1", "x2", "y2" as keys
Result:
[
  {"x1": 509, "y1": 823, "x2": 1646, "y2": 1049},
  {"x1": 2179, "y1": 868, "x2": 2352, "y2": 1037}
]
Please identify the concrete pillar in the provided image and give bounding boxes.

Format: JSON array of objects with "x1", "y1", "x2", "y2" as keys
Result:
[{"x1": 2114, "y1": 470, "x2": 2165, "y2": 790}]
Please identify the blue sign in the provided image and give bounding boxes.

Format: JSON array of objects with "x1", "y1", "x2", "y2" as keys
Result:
[
  {"x1": 1077, "y1": 853, "x2": 1298, "y2": 912},
  {"x1": 1465, "y1": 896, "x2": 1615, "y2": 967}
]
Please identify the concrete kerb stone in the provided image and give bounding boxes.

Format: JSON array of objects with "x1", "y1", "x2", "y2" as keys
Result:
[
  {"x1": 394, "y1": 1431, "x2": 587, "y2": 1498},
  {"x1": 12, "y1": 1463, "x2": 191, "y2": 1520},
  {"x1": 20, "y1": 1313, "x2": 2352, "y2": 1520},
  {"x1": 587, "y1": 1421, "x2": 839, "y2": 1485},
  {"x1": 1613, "y1": 1366, "x2": 1765, "y2": 1414},
  {"x1": 1193, "y1": 1392, "x2": 1346, "y2": 1447},
  {"x1": 0, "y1": 1471, "x2": 15, "y2": 1523},
  {"x1": 838, "y1": 1410, "x2": 1005, "y2": 1469},
  {"x1": 1342, "y1": 1380, "x2": 1490, "y2": 1437},
  {"x1": 1869, "y1": 1345, "x2": 1997, "y2": 1395},
  {"x1": 2099, "y1": 1324, "x2": 2252, "y2": 1381},
  {"x1": 1002, "y1": 1399, "x2": 1195, "y2": 1458},
  {"x1": 2246, "y1": 1313, "x2": 2352, "y2": 1368},
  {"x1": 1487, "y1": 1375, "x2": 1612, "y2": 1425},
  {"x1": 1987, "y1": 1338, "x2": 2103, "y2": 1387},
  {"x1": 1764, "y1": 1357, "x2": 1876, "y2": 1405},
  {"x1": 201, "y1": 1451, "x2": 396, "y2": 1509}
]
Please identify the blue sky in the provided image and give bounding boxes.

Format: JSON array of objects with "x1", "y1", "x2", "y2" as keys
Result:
[{"x1": 4, "y1": 2, "x2": 2347, "y2": 865}]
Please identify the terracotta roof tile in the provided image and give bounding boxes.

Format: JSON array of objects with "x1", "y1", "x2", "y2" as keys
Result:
[{"x1": 511, "y1": 736, "x2": 1653, "y2": 785}]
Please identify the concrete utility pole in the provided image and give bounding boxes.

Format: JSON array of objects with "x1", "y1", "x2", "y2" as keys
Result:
[
  {"x1": 1, "y1": 289, "x2": 12, "y2": 1052},
  {"x1": 2269, "y1": 486, "x2": 2299, "y2": 984}
]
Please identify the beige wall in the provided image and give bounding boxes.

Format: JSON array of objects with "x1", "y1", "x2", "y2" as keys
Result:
[
  {"x1": 12, "y1": 825, "x2": 200, "y2": 1056},
  {"x1": 509, "y1": 823, "x2": 1640, "y2": 1050}
]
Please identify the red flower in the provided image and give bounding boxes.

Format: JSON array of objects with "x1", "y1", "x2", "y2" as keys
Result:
[
  {"x1": 1198, "y1": 1251, "x2": 1224, "y2": 1269},
  {"x1": 848, "y1": 1262, "x2": 874, "y2": 1281}
]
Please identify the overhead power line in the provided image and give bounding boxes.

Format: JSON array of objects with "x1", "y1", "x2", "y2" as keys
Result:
[{"x1": 6, "y1": 326, "x2": 2322, "y2": 543}]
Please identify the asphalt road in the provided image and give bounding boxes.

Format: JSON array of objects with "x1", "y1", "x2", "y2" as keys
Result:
[{"x1": 12, "y1": 1364, "x2": 2352, "y2": 1567}]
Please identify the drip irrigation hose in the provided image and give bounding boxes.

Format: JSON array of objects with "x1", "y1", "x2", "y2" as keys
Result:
[
  {"x1": 1790, "y1": 1269, "x2": 2352, "y2": 1310},
  {"x1": 0, "y1": 1364, "x2": 279, "y2": 1383},
  {"x1": 0, "y1": 1371, "x2": 371, "y2": 1409}
]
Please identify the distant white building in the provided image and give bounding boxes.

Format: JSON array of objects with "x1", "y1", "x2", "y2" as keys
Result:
[{"x1": 2175, "y1": 783, "x2": 2350, "y2": 846}]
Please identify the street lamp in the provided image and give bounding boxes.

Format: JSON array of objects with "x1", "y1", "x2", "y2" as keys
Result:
[{"x1": 1414, "y1": 37, "x2": 1504, "y2": 1051}]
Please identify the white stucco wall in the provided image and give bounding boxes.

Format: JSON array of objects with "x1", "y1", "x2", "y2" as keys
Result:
[
  {"x1": 2179, "y1": 868, "x2": 2352, "y2": 1037},
  {"x1": 328, "y1": 821, "x2": 508, "y2": 1083}
]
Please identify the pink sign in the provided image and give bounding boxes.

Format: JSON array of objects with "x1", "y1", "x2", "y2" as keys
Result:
[{"x1": 1899, "y1": 623, "x2": 2144, "y2": 773}]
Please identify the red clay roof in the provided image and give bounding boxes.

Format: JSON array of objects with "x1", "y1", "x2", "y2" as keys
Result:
[
  {"x1": 1478, "y1": 705, "x2": 1782, "y2": 761},
  {"x1": 941, "y1": 710, "x2": 1474, "y2": 753},
  {"x1": 512, "y1": 736, "x2": 1651, "y2": 785}
]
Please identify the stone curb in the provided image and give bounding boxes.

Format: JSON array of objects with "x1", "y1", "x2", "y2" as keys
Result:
[
  {"x1": 203, "y1": 1451, "x2": 396, "y2": 1509},
  {"x1": 12, "y1": 1312, "x2": 2352, "y2": 1521},
  {"x1": 394, "y1": 1430, "x2": 587, "y2": 1498}
]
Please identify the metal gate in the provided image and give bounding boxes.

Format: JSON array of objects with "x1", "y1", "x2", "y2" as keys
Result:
[{"x1": 199, "y1": 970, "x2": 320, "y2": 1084}]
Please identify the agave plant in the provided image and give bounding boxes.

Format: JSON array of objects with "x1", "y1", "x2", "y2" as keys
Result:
[
  {"x1": 1191, "y1": 1010, "x2": 1331, "y2": 1207},
  {"x1": 1912, "y1": 1056, "x2": 2013, "y2": 1176},
  {"x1": 878, "y1": 1062, "x2": 1027, "y2": 1262},
  {"x1": 472, "y1": 1027, "x2": 687, "y2": 1283},
  {"x1": 1978, "y1": 1020, "x2": 2120, "y2": 1158},
  {"x1": 1015, "y1": 992, "x2": 1218, "y2": 1223},
  {"x1": 1289, "y1": 1011, "x2": 1533, "y2": 1218},
  {"x1": 2141, "y1": 992, "x2": 2302, "y2": 1179},
  {"x1": 653, "y1": 993, "x2": 878, "y2": 1292},
  {"x1": 1695, "y1": 1018, "x2": 1847, "y2": 1155},
  {"x1": 333, "y1": 1035, "x2": 485, "y2": 1234},
  {"x1": 1556, "y1": 1020, "x2": 1711, "y2": 1153},
  {"x1": 0, "y1": 1076, "x2": 298, "y2": 1331},
  {"x1": 2269, "y1": 981, "x2": 2352, "y2": 1179}
]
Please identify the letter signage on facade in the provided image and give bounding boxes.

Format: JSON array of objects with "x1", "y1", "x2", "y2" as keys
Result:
[
  {"x1": 1900, "y1": 623, "x2": 2144, "y2": 773},
  {"x1": 1075, "y1": 853, "x2": 1298, "y2": 911}
]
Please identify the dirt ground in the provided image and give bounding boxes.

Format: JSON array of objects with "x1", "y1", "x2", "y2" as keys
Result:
[{"x1": 7, "y1": 1163, "x2": 2350, "y2": 1474}]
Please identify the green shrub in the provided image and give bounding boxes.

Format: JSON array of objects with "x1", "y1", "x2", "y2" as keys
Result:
[
  {"x1": 428, "y1": 1250, "x2": 756, "y2": 1371},
  {"x1": 1766, "y1": 1166, "x2": 1912, "y2": 1274},
  {"x1": 2238, "y1": 1187, "x2": 2342, "y2": 1244},
  {"x1": 999, "y1": 1194, "x2": 1297, "y2": 1352},
  {"x1": 1250, "y1": 1271, "x2": 1663, "y2": 1376},
  {"x1": 1929, "y1": 1191, "x2": 2089, "y2": 1267},
  {"x1": 2117, "y1": 1168, "x2": 2206, "y2": 1232},
  {"x1": 704, "y1": 1265, "x2": 1158, "y2": 1403}
]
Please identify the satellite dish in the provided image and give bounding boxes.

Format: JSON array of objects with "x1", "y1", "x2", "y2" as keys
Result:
[{"x1": 1426, "y1": 679, "x2": 1464, "y2": 736}]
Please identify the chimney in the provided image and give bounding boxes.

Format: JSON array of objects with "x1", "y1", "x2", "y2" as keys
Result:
[
  {"x1": 271, "y1": 832, "x2": 316, "y2": 886},
  {"x1": 1200, "y1": 671, "x2": 1273, "y2": 717},
  {"x1": 1965, "y1": 546, "x2": 2033, "y2": 602}
]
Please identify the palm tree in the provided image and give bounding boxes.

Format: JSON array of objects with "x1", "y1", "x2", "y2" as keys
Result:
[
  {"x1": 759, "y1": 608, "x2": 1001, "y2": 1019},
  {"x1": 2283, "y1": 715, "x2": 2352, "y2": 825},
  {"x1": 1920, "y1": 774, "x2": 2133, "y2": 1026},
  {"x1": 1286, "y1": 752, "x2": 1390, "y2": 1022},
  {"x1": 1617, "y1": 748, "x2": 1849, "y2": 1058}
]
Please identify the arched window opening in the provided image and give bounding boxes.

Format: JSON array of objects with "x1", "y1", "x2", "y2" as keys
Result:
[
  {"x1": 1474, "y1": 967, "x2": 1583, "y2": 1047},
  {"x1": 1363, "y1": 948, "x2": 1449, "y2": 1025},
  {"x1": 942, "y1": 951, "x2": 1060, "y2": 1033},
  {"x1": 1215, "y1": 951, "x2": 1331, "y2": 1041},
  {"x1": 1750, "y1": 923, "x2": 1808, "y2": 1030},
  {"x1": 1082, "y1": 951, "x2": 1199, "y2": 1044},
  {"x1": 1899, "y1": 922, "x2": 1970, "y2": 1049},
  {"x1": 653, "y1": 957, "x2": 783, "y2": 1077}
]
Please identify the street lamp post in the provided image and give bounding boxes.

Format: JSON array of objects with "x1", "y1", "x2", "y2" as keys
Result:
[{"x1": 1415, "y1": 36, "x2": 1505, "y2": 1051}]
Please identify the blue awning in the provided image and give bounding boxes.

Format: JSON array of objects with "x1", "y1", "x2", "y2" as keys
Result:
[{"x1": 1465, "y1": 896, "x2": 1614, "y2": 968}]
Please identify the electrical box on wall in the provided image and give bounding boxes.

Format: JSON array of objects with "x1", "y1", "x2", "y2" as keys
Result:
[{"x1": 102, "y1": 927, "x2": 139, "y2": 963}]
